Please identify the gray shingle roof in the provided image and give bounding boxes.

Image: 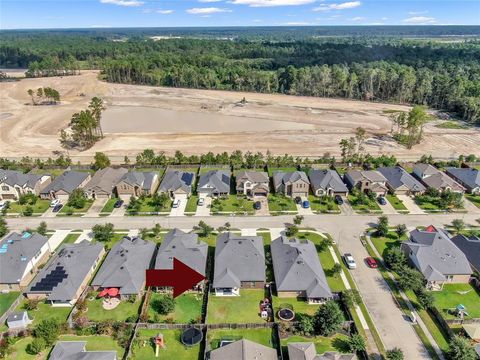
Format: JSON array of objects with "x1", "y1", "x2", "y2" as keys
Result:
[
  {"x1": 213, "y1": 232, "x2": 265, "y2": 288},
  {"x1": 451, "y1": 234, "x2": 480, "y2": 273},
  {"x1": 0, "y1": 232, "x2": 49, "y2": 284},
  {"x1": 119, "y1": 171, "x2": 157, "y2": 191},
  {"x1": 84, "y1": 168, "x2": 128, "y2": 195},
  {"x1": 210, "y1": 339, "x2": 277, "y2": 360},
  {"x1": 155, "y1": 229, "x2": 207, "y2": 276},
  {"x1": 377, "y1": 166, "x2": 426, "y2": 192},
  {"x1": 236, "y1": 170, "x2": 269, "y2": 184},
  {"x1": 40, "y1": 171, "x2": 89, "y2": 195},
  {"x1": 0, "y1": 169, "x2": 45, "y2": 189},
  {"x1": 158, "y1": 170, "x2": 195, "y2": 194},
  {"x1": 27, "y1": 241, "x2": 104, "y2": 302},
  {"x1": 6, "y1": 311, "x2": 31, "y2": 329},
  {"x1": 271, "y1": 236, "x2": 332, "y2": 298},
  {"x1": 50, "y1": 341, "x2": 117, "y2": 360},
  {"x1": 414, "y1": 164, "x2": 464, "y2": 191},
  {"x1": 92, "y1": 237, "x2": 155, "y2": 295},
  {"x1": 273, "y1": 171, "x2": 309, "y2": 190},
  {"x1": 308, "y1": 170, "x2": 348, "y2": 194},
  {"x1": 402, "y1": 229, "x2": 472, "y2": 281},
  {"x1": 287, "y1": 343, "x2": 357, "y2": 360},
  {"x1": 445, "y1": 168, "x2": 480, "y2": 191},
  {"x1": 198, "y1": 170, "x2": 231, "y2": 194},
  {"x1": 345, "y1": 170, "x2": 387, "y2": 184}
]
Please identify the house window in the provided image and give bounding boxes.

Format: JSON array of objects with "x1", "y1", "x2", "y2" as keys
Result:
[
  {"x1": 34, "y1": 250, "x2": 41, "y2": 259},
  {"x1": 1, "y1": 186, "x2": 9, "y2": 191}
]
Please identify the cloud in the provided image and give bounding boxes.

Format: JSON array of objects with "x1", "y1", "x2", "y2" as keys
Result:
[
  {"x1": 230, "y1": 0, "x2": 316, "y2": 7},
  {"x1": 199, "y1": 0, "x2": 222, "y2": 2},
  {"x1": 100, "y1": 0, "x2": 144, "y2": 7},
  {"x1": 403, "y1": 16, "x2": 436, "y2": 24},
  {"x1": 313, "y1": 1, "x2": 361, "y2": 11},
  {"x1": 408, "y1": 10, "x2": 428, "y2": 15},
  {"x1": 156, "y1": 9, "x2": 174, "y2": 14},
  {"x1": 349, "y1": 16, "x2": 365, "y2": 21},
  {"x1": 186, "y1": 7, "x2": 232, "y2": 14}
]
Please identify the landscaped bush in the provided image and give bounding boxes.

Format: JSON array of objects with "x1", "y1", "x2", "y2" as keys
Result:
[
  {"x1": 151, "y1": 295, "x2": 175, "y2": 315},
  {"x1": 313, "y1": 301, "x2": 344, "y2": 336},
  {"x1": 27, "y1": 337, "x2": 46, "y2": 355}
]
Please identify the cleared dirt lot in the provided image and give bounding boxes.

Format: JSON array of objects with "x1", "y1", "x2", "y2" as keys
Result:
[{"x1": 1, "y1": 71, "x2": 478, "y2": 162}]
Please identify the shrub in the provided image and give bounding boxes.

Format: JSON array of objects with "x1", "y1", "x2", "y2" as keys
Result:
[
  {"x1": 384, "y1": 247, "x2": 406, "y2": 270},
  {"x1": 447, "y1": 335, "x2": 477, "y2": 360},
  {"x1": 24, "y1": 299, "x2": 40, "y2": 311},
  {"x1": 313, "y1": 301, "x2": 344, "y2": 336},
  {"x1": 33, "y1": 319, "x2": 60, "y2": 346},
  {"x1": 294, "y1": 315, "x2": 314, "y2": 336},
  {"x1": 23, "y1": 206, "x2": 33, "y2": 216},
  {"x1": 27, "y1": 338, "x2": 46, "y2": 355},
  {"x1": 397, "y1": 266, "x2": 424, "y2": 292},
  {"x1": 342, "y1": 289, "x2": 362, "y2": 308},
  {"x1": 347, "y1": 334, "x2": 366, "y2": 352},
  {"x1": 386, "y1": 348, "x2": 404, "y2": 360},
  {"x1": 67, "y1": 188, "x2": 86, "y2": 209},
  {"x1": 152, "y1": 295, "x2": 175, "y2": 315}
]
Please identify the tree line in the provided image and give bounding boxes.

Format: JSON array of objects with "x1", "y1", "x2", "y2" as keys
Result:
[{"x1": 27, "y1": 87, "x2": 60, "y2": 105}]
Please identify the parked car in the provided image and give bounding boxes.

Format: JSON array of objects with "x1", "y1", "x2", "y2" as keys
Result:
[
  {"x1": 172, "y1": 198, "x2": 181, "y2": 208},
  {"x1": 113, "y1": 199, "x2": 124, "y2": 208},
  {"x1": 377, "y1": 196, "x2": 387, "y2": 205},
  {"x1": 0, "y1": 201, "x2": 7, "y2": 211},
  {"x1": 198, "y1": 198, "x2": 205, "y2": 206},
  {"x1": 52, "y1": 204, "x2": 63, "y2": 213},
  {"x1": 302, "y1": 200, "x2": 310, "y2": 209},
  {"x1": 365, "y1": 257, "x2": 378, "y2": 268},
  {"x1": 294, "y1": 196, "x2": 302, "y2": 204},
  {"x1": 343, "y1": 253, "x2": 357, "y2": 269},
  {"x1": 50, "y1": 199, "x2": 61, "y2": 208},
  {"x1": 334, "y1": 195, "x2": 344, "y2": 205},
  {"x1": 253, "y1": 201, "x2": 261, "y2": 210}
]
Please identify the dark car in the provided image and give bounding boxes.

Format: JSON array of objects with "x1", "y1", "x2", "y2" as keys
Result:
[
  {"x1": 52, "y1": 204, "x2": 63, "y2": 213},
  {"x1": 253, "y1": 201, "x2": 261, "y2": 210},
  {"x1": 335, "y1": 195, "x2": 344, "y2": 205},
  {"x1": 294, "y1": 196, "x2": 302, "y2": 204},
  {"x1": 377, "y1": 196, "x2": 387, "y2": 205},
  {"x1": 302, "y1": 200, "x2": 310, "y2": 209},
  {"x1": 114, "y1": 199, "x2": 124, "y2": 208}
]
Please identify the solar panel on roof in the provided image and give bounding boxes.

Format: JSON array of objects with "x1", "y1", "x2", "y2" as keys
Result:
[
  {"x1": 181, "y1": 172, "x2": 194, "y2": 186},
  {"x1": 221, "y1": 174, "x2": 229, "y2": 184}
]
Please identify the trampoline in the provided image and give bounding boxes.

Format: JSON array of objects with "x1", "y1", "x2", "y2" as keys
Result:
[
  {"x1": 180, "y1": 327, "x2": 203, "y2": 346},
  {"x1": 278, "y1": 308, "x2": 295, "y2": 321}
]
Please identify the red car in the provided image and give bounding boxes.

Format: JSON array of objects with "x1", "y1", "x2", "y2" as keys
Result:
[{"x1": 366, "y1": 257, "x2": 378, "y2": 268}]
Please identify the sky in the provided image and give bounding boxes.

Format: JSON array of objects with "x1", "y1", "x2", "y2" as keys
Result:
[{"x1": 0, "y1": 0, "x2": 479, "y2": 29}]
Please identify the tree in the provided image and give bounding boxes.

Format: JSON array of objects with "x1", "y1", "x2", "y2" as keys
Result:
[
  {"x1": 397, "y1": 266, "x2": 424, "y2": 292},
  {"x1": 150, "y1": 193, "x2": 169, "y2": 211},
  {"x1": 384, "y1": 246, "x2": 406, "y2": 269},
  {"x1": 34, "y1": 319, "x2": 61, "y2": 346},
  {"x1": 197, "y1": 221, "x2": 213, "y2": 237},
  {"x1": 386, "y1": 348, "x2": 404, "y2": 360},
  {"x1": 67, "y1": 188, "x2": 86, "y2": 209},
  {"x1": 23, "y1": 205, "x2": 33, "y2": 216},
  {"x1": 24, "y1": 299, "x2": 40, "y2": 311},
  {"x1": 152, "y1": 295, "x2": 175, "y2": 315},
  {"x1": 27, "y1": 338, "x2": 46, "y2": 355},
  {"x1": 451, "y1": 219, "x2": 465, "y2": 234},
  {"x1": 332, "y1": 263, "x2": 342, "y2": 278},
  {"x1": 347, "y1": 334, "x2": 366, "y2": 352},
  {"x1": 293, "y1": 215, "x2": 304, "y2": 225},
  {"x1": 395, "y1": 224, "x2": 407, "y2": 238},
  {"x1": 376, "y1": 216, "x2": 389, "y2": 237},
  {"x1": 295, "y1": 315, "x2": 314, "y2": 336},
  {"x1": 0, "y1": 218, "x2": 8, "y2": 237},
  {"x1": 88, "y1": 97, "x2": 106, "y2": 138},
  {"x1": 152, "y1": 223, "x2": 162, "y2": 238},
  {"x1": 286, "y1": 224, "x2": 299, "y2": 237},
  {"x1": 313, "y1": 300, "x2": 344, "y2": 336},
  {"x1": 139, "y1": 228, "x2": 149, "y2": 239},
  {"x1": 27, "y1": 89, "x2": 36, "y2": 105},
  {"x1": 92, "y1": 223, "x2": 115, "y2": 243},
  {"x1": 416, "y1": 289, "x2": 435, "y2": 310},
  {"x1": 342, "y1": 289, "x2": 361, "y2": 308},
  {"x1": 447, "y1": 335, "x2": 477, "y2": 360},
  {"x1": 354, "y1": 127, "x2": 367, "y2": 156},
  {"x1": 92, "y1": 152, "x2": 110, "y2": 170}
]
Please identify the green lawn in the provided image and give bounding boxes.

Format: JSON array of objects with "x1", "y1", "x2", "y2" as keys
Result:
[
  {"x1": 281, "y1": 334, "x2": 350, "y2": 360},
  {"x1": 431, "y1": 283, "x2": 480, "y2": 319},
  {"x1": 435, "y1": 121, "x2": 466, "y2": 129},
  {"x1": 30, "y1": 168, "x2": 66, "y2": 178},
  {"x1": 100, "y1": 198, "x2": 118, "y2": 213},
  {"x1": 207, "y1": 289, "x2": 267, "y2": 323},
  {"x1": 268, "y1": 167, "x2": 297, "y2": 176},
  {"x1": 211, "y1": 196, "x2": 254, "y2": 214},
  {"x1": 370, "y1": 232, "x2": 407, "y2": 257},
  {"x1": 8, "y1": 336, "x2": 46, "y2": 360},
  {"x1": 184, "y1": 195, "x2": 198, "y2": 213},
  {"x1": 131, "y1": 329, "x2": 201, "y2": 360},
  {"x1": 347, "y1": 194, "x2": 381, "y2": 213},
  {"x1": 61, "y1": 233, "x2": 81, "y2": 244},
  {"x1": 0, "y1": 292, "x2": 19, "y2": 317},
  {"x1": 386, "y1": 194, "x2": 408, "y2": 212},
  {"x1": 207, "y1": 328, "x2": 275, "y2": 351},
  {"x1": 85, "y1": 296, "x2": 141, "y2": 322},
  {"x1": 465, "y1": 194, "x2": 480, "y2": 208},
  {"x1": 58, "y1": 200, "x2": 94, "y2": 215},
  {"x1": 308, "y1": 195, "x2": 340, "y2": 213},
  {"x1": 272, "y1": 295, "x2": 319, "y2": 318},
  {"x1": 95, "y1": 232, "x2": 129, "y2": 250},
  {"x1": 199, "y1": 166, "x2": 230, "y2": 174},
  {"x1": 16, "y1": 300, "x2": 71, "y2": 326},
  {"x1": 268, "y1": 194, "x2": 297, "y2": 212},
  {"x1": 148, "y1": 292, "x2": 203, "y2": 323},
  {"x1": 58, "y1": 335, "x2": 125, "y2": 358},
  {"x1": 127, "y1": 196, "x2": 172, "y2": 214},
  {"x1": 6, "y1": 199, "x2": 50, "y2": 215},
  {"x1": 414, "y1": 197, "x2": 443, "y2": 211},
  {"x1": 196, "y1": 233, "x2": 217, "y2": 247}
]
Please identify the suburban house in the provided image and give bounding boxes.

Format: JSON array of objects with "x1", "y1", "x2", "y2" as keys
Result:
[
  {"x1": 50, "y1": 341, "x2": 117, "y2": 360},
  {"x1": 401, "y1": 227, "x2": 472, "y2": 290},
  {"x1": 0, "y1": 169, "x2": 51, "y2": 200},
  {"x1": 197, "y1": 170, "x2": 231, "y2": 197},
  {"x1": 155, "y1": 229, "x2": 207, "y2": 291},
  {"x1": 25, "y1": 241, "x2": 105, "y2": 306},
  {"x1": 157, "y1": 170, "x2": 195, "y2": 199},
  {"x1": 213, "y1": 232, "x2": 266, "y2": 296},
  {"x1": 413, "y1": 164, "x2": 465, "y2": 193},
  {"x1": 6, "y1": 311, "x2": 32, "y2": 330},
  {"x1": 0, "y1": 232, "x2": 51, "y2": 291},
  {"x1": 39, "y1": 171, "x2": 91, "y2": 201},
  {"x1": 271, "y1": 236, "x2": 333, "y2": 303},
  {"x1": 451, "y1": 234, "x2": 480, "y2": 274},
  {"x1": 377, "y1": 166, "x2": 426, "y2": 195},
  {"x1": 210, "y1": 339, "x2": 277, "y2": 360},
  {"x1": 272, "y1": 171, "x2": 310, "y2": 198},
  {"x1": 83, "y1": 167, "x2": 128, "y2": 199},
  {"x1": 288, "y1": 343, "x2": 357, "y2": 360},
  {"x1": 92, "y1": 237, "x2": 155, "y2": 299},
  {"x1": 344, "y1": 170, "x2": 388, "y2": 196},
  {"x1": 308, "y1": 169, "x2": 348, "y2": 197},
  {"x1": 116, "y1": 171, "x2": 159, "y2": 198},
  {"x1": 235, "y1": 170, "x2": 270, "y2": 198},
  {"x1": 445, "y1": 168, "x2": 480, "y2": 194}
]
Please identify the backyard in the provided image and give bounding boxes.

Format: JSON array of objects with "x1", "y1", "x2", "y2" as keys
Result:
[
  {"x1": 58, "y1": 335, "x2": 125, "y2": 357},
  {"x1": 85, "y1": 296, "x2": 141, "y2": 322},
  {"x1": 267, "y1": 167, "x2": 297, "y2": 176},
  {"x1": 280, "y1": 333, "x2": 350, "y2": 360},
  {"x1": 370, "y1": 232, "x2": 407, "y2": 257},
  {"x1": 210, "y1": 196, "x2": 254, "y2": 214},
  {"x1": 268, "y1": 194, "x2": 297, "y2": 213},
  {"x1": 207, "y1": 289, "x2": 267, "y2": 324},
  {"x1": 431, "y1": 283, "x2": 480, "y2": 319},
  {"x1": 131, "y1": 329, "x2": 201, "y2": 360},
  {"x1": 386, "y1": 194, "x2": 409, "y2": 212},
  {"x1": 148, "y1": 292, "x2": 203, "y2": 323},
  {"x1": 15, "y1": 301, "x2": 71, "y2": 326},
  {"x1": 207, "y1": 327, "x2": 276, "y2": 351},
  {"x1": 0, "y1": 292, "x2": 19, "y2": 317},
  {"x1": 272, "y1": 295, "x2": 319, "y2": 318},
  {"x1": 7, "y1": 336, "x2": 41, "y2": 360},
  {"x1": 308, "y1": 195, "x2": 340, "y2": 213}
]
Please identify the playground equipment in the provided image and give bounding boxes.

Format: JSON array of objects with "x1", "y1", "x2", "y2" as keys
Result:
[
  {"x1": 455, "y1": 304, "x2": 469, "y2": 320},
  {"x1": 181, "y1": 327, "x2": 203, "y2": 346},
  {"x1": 259, "y1": 298, "x2": 272, "y2": 321},
  {"x1": 278, "y1": 308, "x2": 295, "y2": 322},
  {"x1": 153, "y1": 333, "x2": 165, "y2": 357}
]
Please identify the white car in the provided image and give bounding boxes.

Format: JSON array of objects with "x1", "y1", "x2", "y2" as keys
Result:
[
  {"x1": 343, "y1": 253, "x2": 357, "y2": 269},
  {"x1": 50, "y1": 199, "x2": 61, "y2": 208},
  {"x1": 172, "y1": 198, "x2": 181, "y2": 208},
  {"x1": 198, "y1": 198, "x2": 205, "y2": 206},
  {"x1": 0, "y1": 201, "x2": 7, "y2": 210}
]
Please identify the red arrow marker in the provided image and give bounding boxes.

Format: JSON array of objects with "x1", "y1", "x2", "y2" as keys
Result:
[{"x1": 146, "y1": 258, "x2": 205, "y2": 298}]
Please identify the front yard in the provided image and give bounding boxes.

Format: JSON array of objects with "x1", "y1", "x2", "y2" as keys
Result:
[
  {"x1": 347, "y1": 194, "x2": 381, "y2": 213},
  {"x1": 58, "y1": 199, "x2": 94, "y2": 216},
  {"x1": 280, "y1": 333, "x2": 350, "y2": 360},
  {"x1": 148, "y1": 292, "x2": 203, "y2": 323},
  {"x1": 207, "y1": 289, "x2": 267, "y2": 323},
  {"x1": 85, "y1": 296, "x2": 141, "y2": 322},
  {"x1": 210, "y1": 196, "x2": 254, "y2": 214},
  {"x1": 207, "y1": 327, "x2": 276, "y2": 351},
  {"x1": 465, "y1": 194, "x2": 480, "y2": 208},
  {"x1": 6, "y1": 199, "x2": 50, "y2": 215},
  {"x1": 431, "y1": 283, "x2": 480, "y2": 320},
  {"x1": 184, "y1": 195, "x2": 198, "y2": 213},
  {"x1": 15, "y1": 300, "x2": 72, "y2": 326},
  {"x1": 100, "y1": 198, "x2": 119, "y2": 214},
  {"x1": 131, "y1": 329, "x2": 201, "y2": 360},
  {"x1": 268, "y1": 194, "x2": 297, "y2": 213},
  {"x1": 308, "y1": 195, "x2": 340, "y2": 213},
  {"x1": 126, "y1": 196, "x2": 172, "y2": 215},
  {"x1": 386, "y1": 194, "x2": 409, "y2": 212}
]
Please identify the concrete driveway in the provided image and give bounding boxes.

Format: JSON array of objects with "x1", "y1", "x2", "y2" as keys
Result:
[
  {"x1": 47, "y1": 230, "x2": 72, "y2": 251},
  {"x1": 84, "y1": 197, "x2": 108, "y2": 217},
  {"x1": 397, "y1": 195, "x2": 425, "y2": 214},
  {"x1": 296, "y1": 197, "x2": 313, "y2": 215},
  {"x1": 41, "y1": 206, "x2": 58, "y2": 218},
  {"x1": 339, "y1": 198, "x2": 354, "y2": 215},
  {"x1": 253, "y1": 196, "x2": 269, "y2": 216},
  {"x1": 111, "y1": 203, "x2": 127, "y2": 217},
  {"x1": 169, "y1": 194, "x2": 188, "y2": 217},
  {"x1": 195, "y1": 196, "x2": 211, "y2": 216},
  {"x1": 378, "y1": 198, "x2": 397, "y2": 214},
  {"x1": 464, "y1": 198, "x2": 480, "y2": 214}
]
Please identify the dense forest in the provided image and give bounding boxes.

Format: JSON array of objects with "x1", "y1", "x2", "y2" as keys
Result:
[{"x1": 0, "y1": 27, "x2": 479, "y2": 123}]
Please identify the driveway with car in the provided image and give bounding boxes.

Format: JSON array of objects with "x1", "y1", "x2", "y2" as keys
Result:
[
  {"x1": 377, "y1": 197, "x2": 397, "y2": 214},
  {"x1": 169, "y1": 194, "x2": 188, "y2": 216},
  {"x1": 253, "y1": 196, "x2": 269, "y2": 216},
  {"x1": 195, "y1": 196, "x2": 211, "y2": 216},
  {"x1": 296, "y1": 196, "x2": 313, "y2": 215}
]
